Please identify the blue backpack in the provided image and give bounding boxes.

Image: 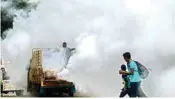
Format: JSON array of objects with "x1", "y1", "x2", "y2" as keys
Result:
[{"x1": 134, "y1": 61, "x2": 150, "y2": 79}]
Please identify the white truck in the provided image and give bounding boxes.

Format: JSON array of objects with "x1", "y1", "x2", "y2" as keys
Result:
[{"x1": 0, "y1": 67, "x2": 24, "y2": 96}]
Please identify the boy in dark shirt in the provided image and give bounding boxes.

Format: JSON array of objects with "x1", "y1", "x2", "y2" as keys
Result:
[
  {"x1": 119, "y1": 64, "x2": 130, "y2": 97},
  {"x1": 1, "y1": 67, "x2": 9, "y2": 80}
]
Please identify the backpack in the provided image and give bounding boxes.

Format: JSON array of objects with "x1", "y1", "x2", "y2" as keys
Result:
[{"x1": 134, "y1": 61, "x2": 150, "y2": 79}]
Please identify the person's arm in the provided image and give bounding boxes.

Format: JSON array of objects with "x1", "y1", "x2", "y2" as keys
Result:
[
  {"x1": 26, "y1": 59, "x2": 32, "y2": 70},
  {"x1": 119, "y1": 61, "x2": 136, "y2": 75},
  {"x1": 55, "y1": 47, "x2": 60, "y2": 52},
  {"x1": 71, "y1": 48, "x2": 76, "y2": 51},
  {"x1": 119, "y1": 70, "x2": 133, "y2": 75}
]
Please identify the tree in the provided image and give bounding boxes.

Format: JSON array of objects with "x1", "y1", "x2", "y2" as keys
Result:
[{"x1": 1, "y1": 0, "x2": 38, "y2": 39}]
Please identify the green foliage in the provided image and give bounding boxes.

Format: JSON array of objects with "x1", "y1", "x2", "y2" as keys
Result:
[
  {"x1": 1, "y1": 8, "x2": 14, "y2": 39},
  {"x1": 1, "y1": 0, "x2": 38, "y2": 39},
  {"x1": 12, "y1": 0, "x2": 29, "y2": 9}
]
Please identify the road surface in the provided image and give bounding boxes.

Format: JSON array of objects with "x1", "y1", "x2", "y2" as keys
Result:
[{"x1": 1, "y1": 91, "x2": 90, "y2": 97}]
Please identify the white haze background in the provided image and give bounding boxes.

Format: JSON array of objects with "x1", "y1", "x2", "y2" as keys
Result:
[{"x1": 1, "y1": 0, "x2": 175, "y2": 97}]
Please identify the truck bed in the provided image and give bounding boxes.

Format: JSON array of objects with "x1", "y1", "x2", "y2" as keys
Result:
[
  {"x1": 27, "y1": 49, "x2": 76, "y2": 97},
  {"x1": 41, "y1": 79, "x2": 73, "y2": 87}
]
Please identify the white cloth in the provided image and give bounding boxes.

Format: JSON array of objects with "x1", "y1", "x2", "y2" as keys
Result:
[
  {"x1": 59, "y1": 47, "x2": 72, "y2": 67},
  {"x1": 59, "y1": 47, "x2": 72, "y2": 59},
  {"x1": 57, "y1": 68, "x2": 70, "y2": 78}
]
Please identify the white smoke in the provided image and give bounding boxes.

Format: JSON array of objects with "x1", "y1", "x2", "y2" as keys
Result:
[
  {"x1": 155, "y1": 67, "x2": 175, "y2": 97},
  {"x1": 1, "y1": 0, "x2": 175, "y2": 97}
]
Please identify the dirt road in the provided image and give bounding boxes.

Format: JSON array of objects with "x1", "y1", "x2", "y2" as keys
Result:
[{"x1": 1, "y1": 92, "x2": 90, "y2": 97}]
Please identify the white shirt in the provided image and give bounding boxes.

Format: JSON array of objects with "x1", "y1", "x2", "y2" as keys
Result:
[{"x1": 59, "y1": 47, "x2": 72, "y2": 59}]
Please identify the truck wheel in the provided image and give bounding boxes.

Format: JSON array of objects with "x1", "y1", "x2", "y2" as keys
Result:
[
  {"x1": 16, "y1": 90, "x2": 23, "y2": 96},
  {"x1": 58, "y1": 92, "x2": 63, "y2": 97},
  {"x1": 68, "y1": 88, "x2": 74, "y2": 97},
  {"x1": 68, "y1": 92, "x2": 74, "y2": 97},
  {"x1": 4, "y1": 91, "x2": 9, "y2": 94}
]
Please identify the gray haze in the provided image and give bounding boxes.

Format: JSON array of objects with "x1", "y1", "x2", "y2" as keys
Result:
[{"x1": 1, "y1": 0, "x2": 175, "y2": 97}]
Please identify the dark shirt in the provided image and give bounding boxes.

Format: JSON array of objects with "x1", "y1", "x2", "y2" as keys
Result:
[
  {"x1": 2, "y1": 71, "x2": 9, "y2": 80},
  {"x1": 122, "y1": 74, "x2": 130, "y2": 89}
]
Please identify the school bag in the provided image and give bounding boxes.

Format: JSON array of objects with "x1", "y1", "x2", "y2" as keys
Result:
[
  {"x1": 127, "y1": 61, "x2": 150, "y2": 79},
  {"x1": 134, "y1": 61, "x2": 150, "y2": 79}
]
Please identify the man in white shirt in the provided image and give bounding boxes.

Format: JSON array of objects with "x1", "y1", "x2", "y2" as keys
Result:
[
  {"x1": 0, "y1": 59, "x2": 10, "y2": 80},
  {"x1": 59, "y1": 42, "x2": 76, "y2": 68},
  {"x1": 56, "y1": 42, "x2": 75, "y2": 79}
]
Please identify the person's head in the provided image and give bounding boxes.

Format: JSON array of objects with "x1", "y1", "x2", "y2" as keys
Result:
[
  {"x1": 121, "y1": 64, "x2": 126, "y2": 71},
  {"x1": 1, "y1": 67, "x2": 5, "y2": 72},
  {"x1": 62, "y1": 42, "x2": 67, "y2": 48},
  {"x1": 123, "y1": 52, "x2": 131, "y2": 62}
]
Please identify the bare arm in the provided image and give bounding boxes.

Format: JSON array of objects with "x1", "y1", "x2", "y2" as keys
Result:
[
  {"x1": 71, "y1": 48, "x2": 76, "y2": 51},
  {"x1": 119, "y1": 61, "x2": 136, "y2": 75},
  {"x1": 119, "y1": 69, "x2": 134, "y2": 75},
  {"x1": 55, "y1": 47, "x2": 60, "y2": 52}
]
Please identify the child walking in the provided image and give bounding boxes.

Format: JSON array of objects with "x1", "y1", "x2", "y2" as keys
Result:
[{"x1": 119, "y1": 64, "x2": 130, "y2": 97}]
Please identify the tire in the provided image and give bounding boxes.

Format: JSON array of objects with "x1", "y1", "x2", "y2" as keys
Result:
[
  {"x1": 16, "y1": 90, "x2": 23, "y2": 96},
  {"x1": 3, "y1": 91, "x2": 9, "y2": 94},
  {"x1": 68, "y1": 92, "x2": 74, "y2": 97},
  {"x1": 68, "y1": 88, "x2": 74, "y2": 97},
  {"x1": 58, "y1": 92, "x2": 63, "y2": 97},
  {"x1": 69, "y1": 93, "x2": 74, "y2": 97}
]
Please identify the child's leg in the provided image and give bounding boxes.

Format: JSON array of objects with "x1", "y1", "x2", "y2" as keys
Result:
[{"x1": 119, "y1": 89, "x2": 128, "y2": 97}]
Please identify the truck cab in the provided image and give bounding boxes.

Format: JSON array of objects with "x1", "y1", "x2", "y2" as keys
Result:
[{"x1": 1, "y1": 67, "x2": 24, "y2": 96}]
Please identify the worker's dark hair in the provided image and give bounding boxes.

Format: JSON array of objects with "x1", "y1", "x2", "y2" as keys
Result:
[
  {"x1": 121, "y1": 64, "x2": 126, "y2": 71},
  {"x1": 123, "y1": 52, "x2": 131, "y2": 59},
  {"x1": 1, "y1": 67, "x2": 5, "y2": 71},
  {"x1": 63, "y1": 42, "x2": 67, "y2": 44}
]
